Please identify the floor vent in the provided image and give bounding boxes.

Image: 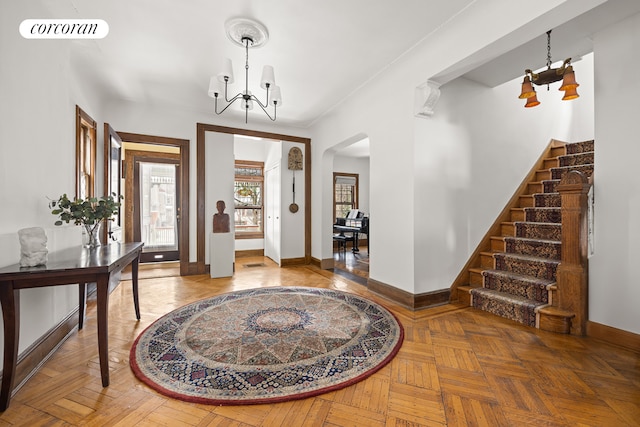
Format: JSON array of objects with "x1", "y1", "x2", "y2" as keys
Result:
[{"x1": 243, "y1": 263, "x2": 266, "y2": 268}]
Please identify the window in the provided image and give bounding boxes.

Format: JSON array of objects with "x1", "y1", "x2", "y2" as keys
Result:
[
  {"x1": 76, "y1": 106, "x2": 97, "y2": 199},
  {"x1": 333, "y1": 173, "x2": 358, "y2": 221},
  {"x1": 234, "y1": 160, "x2": 264, "y2": 238}
]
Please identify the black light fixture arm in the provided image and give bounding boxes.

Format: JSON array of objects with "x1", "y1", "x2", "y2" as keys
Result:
[{"x1": 213, "y1": 36, "x2": 278, "y2": 122}]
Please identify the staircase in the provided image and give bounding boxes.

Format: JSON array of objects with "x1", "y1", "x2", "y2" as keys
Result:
[{"x1": 456, "y1": 140, "x2": 594, "y2": 330}]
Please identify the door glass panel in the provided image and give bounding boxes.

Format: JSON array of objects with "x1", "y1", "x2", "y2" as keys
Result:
[{"x1": 139, "y1": 162, "x2": 178, "y2": 252}]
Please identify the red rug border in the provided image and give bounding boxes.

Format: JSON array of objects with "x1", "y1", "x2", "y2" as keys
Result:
[{"x1": 129, "y1": 287, "x2": 404, "y2": 406}]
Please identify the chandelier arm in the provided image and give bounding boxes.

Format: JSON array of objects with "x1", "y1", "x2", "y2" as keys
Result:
[
  {"x1": 249, "y1": 85, "x2": 271, "y2": 110},
  {"x1": 252, "y1": 97, "x2": 277, "y2": 121},
  {"x1": 223, "y1": 78, "x2": 235, "y2": 103},
  {"x1": 214, "y1": 93, "x2": 244, "y2": 115}
]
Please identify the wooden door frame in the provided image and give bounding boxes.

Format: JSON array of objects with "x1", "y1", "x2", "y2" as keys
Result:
[
  {"x1": 196, "y1": 123, "x2": 311, "y2": 274},
  {"x1": 116, "y1": 132, "x2": 190, "y2": 276},
  {"x1": 125, "y1": 150, "x2": 181, "y2": 263}
]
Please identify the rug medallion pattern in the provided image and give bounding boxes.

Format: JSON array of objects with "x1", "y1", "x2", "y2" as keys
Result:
[{"x1": 130, "y1": 287, "x2": 403, "y2": 405}]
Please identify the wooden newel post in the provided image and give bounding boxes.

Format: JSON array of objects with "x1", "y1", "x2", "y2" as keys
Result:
[{"x1": 557, "y1": 171, "x2": 591, "y2": 335}]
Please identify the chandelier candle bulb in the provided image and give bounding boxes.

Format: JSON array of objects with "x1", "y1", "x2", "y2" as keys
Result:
[
  {"x1": 271, "y1": 85, "x2": 282, "y2": 106},
  {"x1": 260, "y1": 65, "x2": 275, "y2": 89},
  {"x1": 562, "y1": 86, "x2": 580, "y2": 101},
  {"x1": 559, "y1": 66, "x2": 579, "y2": 91},
  {"x1": 519, "y1": 76, "x2": 536, "y2": 99},
  {"x1": 217, "y1": 58, "x2": 234, "y2": 84},
  {"x1": 208, "y1": 76, "x2": 220, "y2": 97}
]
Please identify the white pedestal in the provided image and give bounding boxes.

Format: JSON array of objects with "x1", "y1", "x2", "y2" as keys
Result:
[{"x1": 210, "y1": 232, "x2": 234, "y2": 278}]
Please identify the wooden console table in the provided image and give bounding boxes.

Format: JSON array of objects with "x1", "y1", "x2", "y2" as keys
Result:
[{"x1": 0, "y1": 242, "x2": 143, "y2": 411}]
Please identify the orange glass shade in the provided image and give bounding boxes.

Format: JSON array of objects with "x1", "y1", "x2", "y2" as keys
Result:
[
  {"x1": 559, "y1": 66, "x2": 579, "y2": 91},
  {"x1": 562, "y1": 86, "x2": 580, "y2": 100},
  {"x1": 524, "y1": 93, "x2": 540, "y2": 108},
  {"x1": 519, "y1": 76, "x2": 536, "y2": 99}
]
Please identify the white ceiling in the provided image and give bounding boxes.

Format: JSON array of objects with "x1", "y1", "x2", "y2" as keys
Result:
[
  {"x1": 51, "y1": 0, "x2": 476, "y2": 129},
  {"x1": 43, "y1": 0, "x2": 640, "y2": 158}
]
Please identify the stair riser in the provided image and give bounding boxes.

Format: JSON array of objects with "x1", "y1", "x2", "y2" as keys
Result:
[
  {"x1": 511, "y1": 209, "x2": 525, "y2": 222},
  {"x1": 491, "y1": 238, "x2": 505, "y2": 252},
  {"x1": 470, "y1": 270, "x2": 483, "y2": 286},
  {"x1": 536, "y1": 170, "x2": 552, "y2": 181},
  {"x1": 481, "y1": 253, "x2": 495, "y2": 269},
  {"x1": 528, "y1": 182, "x2": 543, "y2": 193},
  {"x1": 501, "y1": 223, "x2": 516, "y2": 236},
  {"x1": 543, "y1": 158, "x2": 560, "y2": 169},
  {"x1": 519, "y1": 196, "x2": 535, "y2": 208}
]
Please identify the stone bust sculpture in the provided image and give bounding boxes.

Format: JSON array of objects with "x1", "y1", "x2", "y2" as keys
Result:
[{"x1": 213, "y1": 200, "x2": 230, "y2": 233}]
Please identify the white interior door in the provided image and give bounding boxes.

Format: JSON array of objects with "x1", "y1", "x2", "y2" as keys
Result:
[{"x1": 265, "y1": 165, "x2": 281, "y2": 264}]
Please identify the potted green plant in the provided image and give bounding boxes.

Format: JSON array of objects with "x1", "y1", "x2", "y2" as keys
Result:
[{"x1": 49, "y1": 193, "x2": 122, "y2": 247}]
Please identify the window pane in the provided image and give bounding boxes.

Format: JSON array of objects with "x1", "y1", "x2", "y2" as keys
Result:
[
  {"x1": 235, "y1": 208, "x2": 262, "y2": 233},
  {"x1": 234, "y1": 161, "x2": 264, "y2": 236},
  {"x1": 140, "y1": 163, "x2": 178, "y2": 250},
  {"x1": 234, "y1": 181, "x2": 262, "y2": 207}
]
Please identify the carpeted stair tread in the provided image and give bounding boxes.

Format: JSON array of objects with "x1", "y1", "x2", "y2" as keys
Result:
[
  {"x1": 470, "y1": 287, "x2": 543, "y2": 327},
  {"x1": 559, "y1": 152, "x2": 593, "y2": 167},
  {"x1": 533, "y1": 192, "x2": 560, "y2": 207},
  {"x1": 514, "y1": 222, "x2": 561, "y2": 241},
  {"x1": 551, "y1": 164, "x2": 594, "y2": 180},
  {"x1": 565, "y1": 140, "x2": 594, "y2": 154},
  {"x1": 524, "y1": 207, "x2": 561, "y2": 223},
  {"x1": 543, "y1": 179, "x2": 560, "y2": 193},
  {"x1": 482, "y1": 269, "x2": 553, "y2": 303},
  {"x1": 494, "y1": 252, "x2": 559, "y2": 280},
  {"x1": 504, "y1": 236, "x2": 561, "y2": 259}
]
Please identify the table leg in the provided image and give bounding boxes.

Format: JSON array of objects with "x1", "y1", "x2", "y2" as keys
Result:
[
  {"x1": 131, "y1": 253, "x2": 140, "y2": 320},
  {"x1": 78, "y1": 283, "x2": 86, "y2": 330},
  {"x1": 96, "y1": 274, "x2": 110, "y2": 387},
  {"x1": 0, "y1": 284, "x2": 19, "y2": 411}
]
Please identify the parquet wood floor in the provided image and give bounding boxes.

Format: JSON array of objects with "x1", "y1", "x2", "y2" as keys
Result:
[{"x1": 1, "y1": 257, "x2": 638, "y2": 426}]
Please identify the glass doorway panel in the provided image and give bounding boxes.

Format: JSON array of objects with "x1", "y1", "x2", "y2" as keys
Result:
[{"x1": 139, "y1": 162, "x2": 178, "y2": 252}]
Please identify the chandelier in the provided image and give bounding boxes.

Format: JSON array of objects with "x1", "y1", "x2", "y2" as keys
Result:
[
  {"x1": 208, "y1": 18, "x2": 282, "y2": 123},
  {"x1": 518, "y1": 30, "x2": 579, "y2": 108}
]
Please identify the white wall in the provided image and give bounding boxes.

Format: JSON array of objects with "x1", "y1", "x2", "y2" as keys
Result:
[
  {"x1": 280, "y1": 141, "x2": 306, "y2": 259},
  {"x1": 590, "y1": 13, "x2": 640, "y2": 334},
  {"x1": 333, "y1": 155, "x2": 370, "y2": 215},
  {"x1": 0, "y1": 0, "x2": 103, "y2": 355},
  {"x1": 205, "y1": 132, "x2": 235, "y2": 263}
]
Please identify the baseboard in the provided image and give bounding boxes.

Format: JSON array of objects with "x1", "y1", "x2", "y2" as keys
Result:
[
  {"x1": 587, "y1": 321, "x2": 640, "y2": 352},
  {"x1": 312, "y1": 257, "x2": 334, "y2": 270},
  {"x1": 236, "y1": 249, "x2": 264, "y2": 258},
  {"x1": 281, "y1": 257, "x2": 307, "y2": 267},
  {"x1": 368, "y1": 278, "x2": 450, "y2": 310},
  {"x1": 3, "y1": 310, "x2": 79, "y2": 397}
]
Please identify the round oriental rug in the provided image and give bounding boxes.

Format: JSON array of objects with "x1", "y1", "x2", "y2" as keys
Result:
[{"x1": 130, "y1": 286, "x2": 404, "y2": 405}]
